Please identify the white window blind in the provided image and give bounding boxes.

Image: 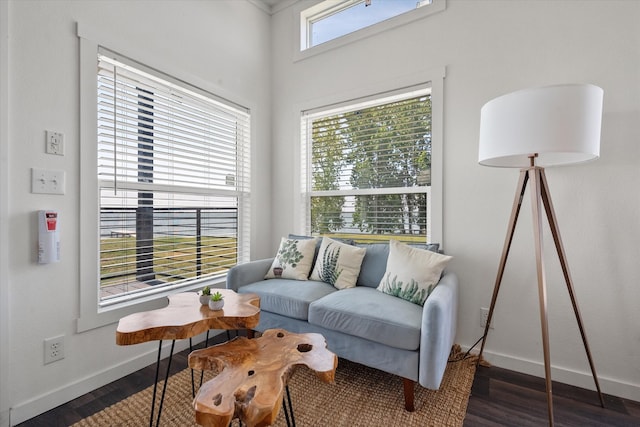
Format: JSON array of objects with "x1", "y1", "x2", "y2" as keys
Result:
[
  {"x1": 301, "y1": 88, "x2": 432, "y2": 243},
  {"x1": 97, "y1": 48, "x2": 250, "y2": 305}
]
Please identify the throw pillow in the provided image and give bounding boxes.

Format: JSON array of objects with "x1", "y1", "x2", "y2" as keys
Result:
[
  {"x1": 310, "y1": 237, "x2": 366, "y2": 290},
  {"x1": 264, "y1": 237, "x2": 318, "y2": 280},
  {"x1": 288, "y1": 233, "x2": 357, "y2": 266},
  {"x1": 377, "y1": 239, "x2": 452, "y2": 305}
]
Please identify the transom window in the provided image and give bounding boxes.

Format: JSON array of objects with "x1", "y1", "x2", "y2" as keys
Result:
[
  {"x1": 96, "y1": 49, "x2": 251, "y2": 307},
  {"x1": 301, "y1": 0, "x2": 435, "y2": 51},
  {"x1": 301, "y1": 87, "x2": 434, "y2": 244}
]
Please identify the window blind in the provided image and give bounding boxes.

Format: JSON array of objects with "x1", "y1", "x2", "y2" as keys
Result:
[
  {"x1": 301, "y1": 89, "x2": 432, "y2": 242},
  {"x1": 97, "y1": 49, "x2": 250, "y2": 305}
]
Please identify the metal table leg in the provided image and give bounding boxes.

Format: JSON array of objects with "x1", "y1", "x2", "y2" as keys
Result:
[
  {"x1": 149, "y1": 339, "x2": 175, "y2": 427},
  {"x1": 283, "y1": 385, "x2": 295, "y2": 427},
  {"x1": 198, "y1": 330, "x2": 210, "y2": 389}
]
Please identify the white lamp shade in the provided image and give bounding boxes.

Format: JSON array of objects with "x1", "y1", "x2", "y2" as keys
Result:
[{"x1": 478, "y1": 84, "x2": 603, "y2": 168}]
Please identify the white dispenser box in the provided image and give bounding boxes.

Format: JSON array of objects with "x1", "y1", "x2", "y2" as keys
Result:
[{"x1": 38, "y1": 210, "x2": 60, "y2": 264}]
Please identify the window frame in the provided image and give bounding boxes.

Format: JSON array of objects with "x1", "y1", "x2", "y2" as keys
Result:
[
  {"x1": 78, "y1": 31, "x2": 251, "y2": 332},
  {"x1": 295, "y1": 0, "x2": 446, "y2": 62},
  {"x1": 296, "y1": 68, "x2": 445, "y2": 246}
]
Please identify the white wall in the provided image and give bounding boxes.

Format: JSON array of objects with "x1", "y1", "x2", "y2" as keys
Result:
[
  {"x1": 1, "y1": 1, "x2": 11, "y2": 425},
  {"x1": 270, "y1": 0, "x2": 640, "y2": 402},
  {"x1": 1, "y1": 1, "x2": 272, "y2": 425},
  {"x1": 2, "y1": 1, "x2": 639, "y2": 425}
]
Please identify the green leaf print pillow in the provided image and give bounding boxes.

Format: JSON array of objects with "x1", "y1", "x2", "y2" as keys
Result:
[
  {"x1": 265, "y1": 237, "x2": 318, "y2": 280},
  {"x1": 310, "y1": 237, "x2": 366, "y2": 289},
  {"x1": 377, "y1": 239, "x2": 452, "y2": 305}
]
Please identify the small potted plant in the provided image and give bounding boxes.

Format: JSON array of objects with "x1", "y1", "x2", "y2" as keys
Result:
[
  {"x1": 199, "y1": 286, "x2": 212, "y2": 305},
  {"x1": 273, "y1": 264, "x2": 283, "y2": 277},
  {"x1": 208, "y1": 291, "x2": 225, "y2": 311}
]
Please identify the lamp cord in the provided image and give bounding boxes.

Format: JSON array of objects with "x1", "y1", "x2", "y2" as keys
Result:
[{"x1": 448, "y1": 335, "x2": 484, "y2": 363}]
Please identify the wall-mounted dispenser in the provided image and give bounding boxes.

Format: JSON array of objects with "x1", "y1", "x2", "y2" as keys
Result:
[{"x1": 38, "y1": 210, "x2": 60, "y2": 264}]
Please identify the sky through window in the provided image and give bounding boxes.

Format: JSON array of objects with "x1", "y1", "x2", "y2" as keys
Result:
[{"x1": 310, "y1": 0, "x2": 426, "y2": 47}]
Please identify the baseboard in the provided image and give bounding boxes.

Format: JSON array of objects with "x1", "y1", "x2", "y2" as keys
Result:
[
  {"x1": 468, "y1": 346, "x2": 640, "y2": 403},
  {"x1": 10, "y1": 331, "x2": 222, "y2": 426}
]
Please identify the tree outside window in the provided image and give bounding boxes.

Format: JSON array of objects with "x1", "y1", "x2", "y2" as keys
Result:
[{"x1": 305, "y1": 91, "x2": 432, "y2": 243}]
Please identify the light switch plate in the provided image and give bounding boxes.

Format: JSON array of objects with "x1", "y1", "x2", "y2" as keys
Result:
[{"x1": 31, "y1": 168, "x2": 65, "y2": 195}]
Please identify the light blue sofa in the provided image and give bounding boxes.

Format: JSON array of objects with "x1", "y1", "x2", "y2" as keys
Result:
[{"x1": 226, "y1": 242, "x2": 458, "y2": 411}]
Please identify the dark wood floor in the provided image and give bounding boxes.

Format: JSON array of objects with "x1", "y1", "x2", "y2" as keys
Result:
[
  {"x1": 17, "y1": 337, "x2": 640, "y2": 426},
  {"x1": 466, "y1": 364, "x2": 640, "y2": 426}
]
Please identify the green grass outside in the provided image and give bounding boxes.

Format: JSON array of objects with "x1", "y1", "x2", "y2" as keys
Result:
[
  {"x1": 100, "y1": 236, "x2": 237, "y2": 287},
  {"x1": 319, "y1": 233, "x2": 427, "y2": 244},
  {"x1": 100, "y1": 233, "x2": 427, "y2": 287}
]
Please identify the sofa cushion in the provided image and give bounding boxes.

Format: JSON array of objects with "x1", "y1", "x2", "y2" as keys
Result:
[
  {"x1": 310, "y1": 237, "x2": 366, "y2": 289},
  {"x1": 308, "y1": 287, "x2": 423, "y2": 350},
  {"x1": 355, "y1": 241, "x2": 441, "y2": 288},
  {"x1": 239, "y1": 279, "x2": 336, "y2": 320},
  {"x1": 264, "y1": 237, "x2": 317, "y2": 280},
  {"x1": 355, "y1": 243, "x2": 389, "y2": 288},
  {"x1": 377, "y1": 240, "x2": 452, "y2": 306}
]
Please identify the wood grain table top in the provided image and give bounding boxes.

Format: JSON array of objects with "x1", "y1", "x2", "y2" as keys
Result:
[
  {"x1": 188, "y1": 328, "x2": 338, "y2": 427},
  {"x1": 116, "y1": 290, "x2": 260, "y2": 346}
]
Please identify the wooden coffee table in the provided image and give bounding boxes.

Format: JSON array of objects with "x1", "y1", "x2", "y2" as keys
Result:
[
  {"x1": 116, "y1": 289, "x2": 260, "y2": 427},
  {"x1": 189, "y1": 328, "x2": 338, "y2": 427}
]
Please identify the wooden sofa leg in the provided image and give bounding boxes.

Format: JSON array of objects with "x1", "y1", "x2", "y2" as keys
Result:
[
  {"x1": 246, "y1": 329, "x2": 255, "y2": 339},
  {"x1": 403, "y1": 378, "x2": 415, "y2": 412}
]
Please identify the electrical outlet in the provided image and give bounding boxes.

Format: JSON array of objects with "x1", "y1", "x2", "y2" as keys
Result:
[
  {"x1": 480, "y1": 307, "x2": 493, "y2": 329},
  {"x1": 45, "y1": 130, "x2": 64, "y2": 155},
  {"x1": 44, "y1": 335, "x2": 65, "y2": 364}
]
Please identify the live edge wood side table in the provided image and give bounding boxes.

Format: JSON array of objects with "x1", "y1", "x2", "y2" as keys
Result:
[
  {"x1": 188, "y1": 328, "x2": 338, "y2": 427},
  {"x1": 116, "y1": 290, "x2": 260, "y2": 427}
]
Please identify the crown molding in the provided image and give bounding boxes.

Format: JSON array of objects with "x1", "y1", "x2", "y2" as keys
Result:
[{"x1": 248, "y1": 0, "x2": 299, "y2": 15}]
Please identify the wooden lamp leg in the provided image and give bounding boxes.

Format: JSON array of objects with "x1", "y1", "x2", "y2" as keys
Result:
[
  {"x1": 478, "y1": 165, "x2": 604, "y2": 427},
  {"x1": 538, "y1": 169, "x2": 605, "y2": 408},
  {"x1": 530, "y1": 167, "x2": 555, "y2": 426},
  {"x1": 478, "y1": 169, "x2": 529, "y2": 362}
]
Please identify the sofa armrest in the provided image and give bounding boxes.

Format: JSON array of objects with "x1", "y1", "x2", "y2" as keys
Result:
[
  {"x1": 226, "y1": 258, "x2": 274, "y2": 291},
  {"x1": 418, "y1": 271, "x2": 459, "y2": 390}
]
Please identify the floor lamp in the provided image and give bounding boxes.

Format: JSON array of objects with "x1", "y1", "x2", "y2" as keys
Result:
[{"x1": 476, "y1": 84, "x2": 606, "y2": 426}]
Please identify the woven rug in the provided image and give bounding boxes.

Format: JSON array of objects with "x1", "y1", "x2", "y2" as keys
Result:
[{"x1": 73, "y1": 345, "x2": 477, "y2": 427}]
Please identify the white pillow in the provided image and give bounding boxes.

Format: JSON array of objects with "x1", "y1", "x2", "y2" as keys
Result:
[
  {"x1": 264, "y1": 237, "x2": 318, "y2": 280},
  {"x1": 310, "y1": 237, "x2": 366, "y2": 289},
  {"x1": 377, "y1": 239, "x2": 452, "y2": 305}
]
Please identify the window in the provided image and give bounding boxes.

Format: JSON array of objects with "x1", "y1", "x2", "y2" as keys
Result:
[
  {"x1": 301, "y1": 87, "x2": 434, "y2": 244},
  {"x1": 299, "y1": 0, "x2": 445, "y2": 56},
  {"x1": 95, "y1": 48, "x2": 251, "y2": 308}
]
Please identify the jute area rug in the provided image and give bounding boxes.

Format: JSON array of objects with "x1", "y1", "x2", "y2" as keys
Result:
[{"x1": 73, "y1": 345, "x2": 477, "y2": 427}]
